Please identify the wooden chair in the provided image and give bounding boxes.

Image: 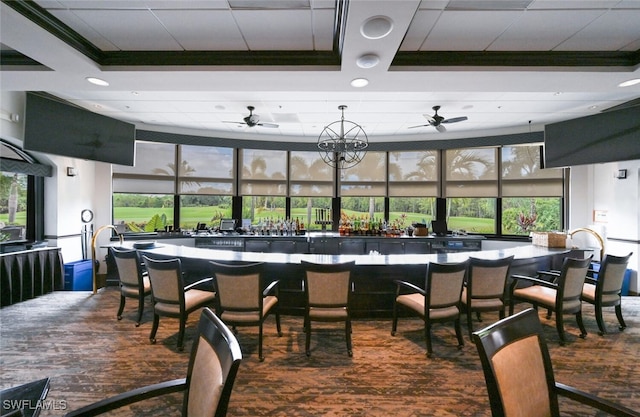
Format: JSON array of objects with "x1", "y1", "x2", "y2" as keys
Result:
[
  {"x1": 301, "y1": 260, "x2": 355, "y2": 357},
  {"x1": 472, "y1": 308, "x2": 639, "y2": 417},
  {"x1": 142, "y1": 256, "x2": 216, "y2": 351},
  {"x1": 64, "y1": 308, "x2": 243, "y2": 417},
  {"x1": 461, "y1": 255, "x2": 514, "y2": 338},
  {"x1": 509, "y1": 255, "x2": 592, "y2": 345},
  {"x1": 209, "y1": 261, "x2": 282, "y2": 361},
  {"x1": 391, "y1": 260, "x2": 469, "y2": 357},
  {"x1": 581, "y1": 252, "x2": 633, "y2": 335},
  {"x1": 111, "y1": 247, "x2": 151, "y2": 326}
]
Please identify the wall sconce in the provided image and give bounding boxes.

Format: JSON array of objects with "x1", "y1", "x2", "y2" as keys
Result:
[
  {"x1": 67, "y1": 167, "x2": 78, "y2": 177},
  {"x1": 615, "y1": 169, "x2": 627, "y2": 179}
]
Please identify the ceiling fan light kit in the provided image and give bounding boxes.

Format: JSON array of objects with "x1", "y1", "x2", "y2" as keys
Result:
[{"x1": 317, "y1": 105, "x2": 369, "y2": 170}]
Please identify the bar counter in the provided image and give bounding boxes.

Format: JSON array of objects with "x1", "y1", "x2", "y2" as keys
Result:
[{"x1": 111, "y1": 242, "x2": 576, "y2": 318}]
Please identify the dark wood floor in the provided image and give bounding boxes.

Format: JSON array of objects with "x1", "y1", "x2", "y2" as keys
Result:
[{"x1": 1, "y1": 287, "x2": 639, "y2": 416}]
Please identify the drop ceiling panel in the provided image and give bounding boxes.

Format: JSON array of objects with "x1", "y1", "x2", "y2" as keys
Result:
[
  {"x1": 153, "y1": 10, "x2": 247, "y2": 50},
  {"x1": 68, "y1": 9, "x2": 184, "y2": 50},
  {"x1": 49, "y1": 1, "x2": 230, "y2": 9},
  {"x1": 311, "y1": 8, "x2": 336, "y2": 50},
  {"x1": 399, "y1": 10, "x2": 440, "y2": 51},
  {"x1": 423, "y1": 11, "x2": 522, "y2": 51},
  {"x1": 488, "y1": 10, "x2": 606, "y2": 51},
  {"x1": 232, "y1": 10, "x2": 315, "y2": 50},
  {"x1": 554, "y1": 10, "x2": 640, "y2": 51},
  {"x1": 47, "y1": 9, "x2": 119, "y2": 51}
]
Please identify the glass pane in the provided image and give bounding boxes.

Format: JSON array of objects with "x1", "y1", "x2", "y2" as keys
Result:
[
  {"x1": 340, "y1": 152, "x2": 386, "y2": 182},
  {"x1": 290, "y1": 182, "x2": 334, "y2": 196},
  {"x1": 240, "y1": 181, "x2": 287, "y2": 196},
  {"x1": 388, "y1": 182, "x2": 438, "y2": 197},
  {"x1": 290, "y1": 197, "x2": 332, "y2": 231},
  {"x1": 290, "y1": 151, "x2": 333, "y2": 181},
  {"x1": 501, "y1": 145, "x2": 562, "y2": 179},
  {"x1": 389, "y1": 150, "x2": 438, "y2": 181},
  {"x1": 179, "y1": 195, "x2": 232, "y2": 231},
  {"x1": 0, "y1": 172, "x2": 27, "y2": 242},
  {"x1": 446, "y1": 148, "x2": 497, "y2": 180},
  {"x1": 180, "y1": 145, "x2": 234, "y2": 179},
  {"x1": 179, "y1": 181, "x2": 233, "y2": 195},
  {"x1": 113, "y1": 193, "x2": 174, "y2": 232},
  {"x1": 113, "y1": 141, "x2": 175, "y2": 175},
  {"x1": 241, "y1": 196, "x2": 286, "y2": 225},
  {"x1": 113, "y1": 177, "x2": 175, "y2": 194},
  {"x1": 389, "y1": 197, "x2": 436, "y2": 227},
  {"x1": 446, "y1": 198, "x2": 496, "y2": 234},
  {"x1": 502, "y1": 179, "x2": 564, "y2": 197},
  {"x1": 502, "y1": 197, "x2": 562, "y2": 236},
  {"x1": 340, "y1": 183, "x2": 386, "y2": 196},
  {"x1": 340, "y1": 196, "x2": 384, "y2": 223},
  {"x1": 241, "y1": 149, "x2": 287, "y2": 179}
]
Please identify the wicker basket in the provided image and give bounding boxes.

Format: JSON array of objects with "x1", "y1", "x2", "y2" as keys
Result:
[
  {"x1": 414, "y1": 226, "x2": 429, "y2": 236},
  {"x1": 532, "y1": 232, "x2": 566, "y2": 248}
]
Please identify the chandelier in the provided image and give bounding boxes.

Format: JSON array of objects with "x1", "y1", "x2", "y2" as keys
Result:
[{"x1": 317, "y1": 105, "x2": 368, "y2": 169}]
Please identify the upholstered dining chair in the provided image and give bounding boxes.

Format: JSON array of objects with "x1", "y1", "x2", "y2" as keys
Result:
[
  {"x1": 142, "y1": 256, "x2": 216, "y2": 351},
  {"x1": 64, "y1": 307, "x2": 243, "y2": 417},
  {"x1": 581, "y1": 252, "x2": 633, "y2": 335},
  {"x1": 209, "y1": 261, "x2": 282, "y2": 361},
  {"x1": 472, "y1": 308, "x2": 639, "y2": 417},
  {"x1": 301, "y1": 260, "x2": 355, "y2": 357},
  {"x1": 391, "y1": 260, "x2": 469, "y2": 357},
  {"x1": 509, "y1": 255, "x2": 593, "y2": 345},
  {"x1": 461, "y1": 255, "x2": 514, "y2": 338},
  {"x1": 111, "y1": 247, "x2": 151, "y2": 327}
]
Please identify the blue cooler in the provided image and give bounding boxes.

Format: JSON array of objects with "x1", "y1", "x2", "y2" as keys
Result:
[{"x1": 64, "y1": 260, "x2": 94, "y2": 291}]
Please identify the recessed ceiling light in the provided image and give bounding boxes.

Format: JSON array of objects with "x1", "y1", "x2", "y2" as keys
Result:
[
  {"x1": 86, "y1": 77, "x2": 109, "y2": 86},
  {"x1": 131, "y1": 91, "x2": 139, "y2": 96},
  {"x1": 356, "y1": 54, "x2": 380, "y2": 69},
  {"x1": 351, "y1": 78, "x2": 369, "y2": 88},
  {"x1": 361, "y1": 16, "x2": 393, "y2": 39},
  {"x1": 589, "y1": 105, "x2": 598, "y2": 110},
  {"x1": 618, "y1": 78, "x2": 640, "y2": 87}
]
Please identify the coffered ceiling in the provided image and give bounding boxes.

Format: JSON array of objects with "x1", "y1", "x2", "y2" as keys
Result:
[{"x1": 1, "y1": 0, "x2": 640, "y2": 144}]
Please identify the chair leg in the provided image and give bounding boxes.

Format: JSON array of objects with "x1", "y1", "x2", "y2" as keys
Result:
[
  {"x1": 275, "y1": 309, "x2": 283, "y2": 337},
  {"x1": 391, "y1": 302, "x2": 399, "y2": 336},
  {"x1": 346, "y1": 319, "x2": 353, "y2": 357},
  {"x1": 150, "y1": 314, "x2": 159, "y2": 344},
  {"x1": 135, "y1": 295, "x2": 144, "y2": 327},
  {"x1": 177, "y1": 317, "x2": 186, "y2": 351},
  {"x1": 258, "y1": 323, "x2": 264, "y2": 362},
  {"x1": 467, "y1": 309, "x2": 474, "y2": 339},
  {"x1": 576, "y1": 311, "x2": 587, "y2": 339},
  {"x1": 615, "y1": 304, "x2": 627, "y2": 331},
  {"x1": 305, "y1": 319, "x2": 311, "y2": 357},
  {"x1": 556, "y1": 313, "x2": 567, "y2": 345},
  {"x1": 455, "y1": 318, "x2": 464, "y2": 350},
  {"x1": 425, "y1": 323, "x2": 433, "y2": 358},
  {"x1": 594, "y1": 302, "x2": 608, "y2": 335},
  {"x1": 117, "y1": 295, "x2": 126, "y2": 320},
  {"x1": 475, "y1": 311, "x2": 482, "y2": 322}
]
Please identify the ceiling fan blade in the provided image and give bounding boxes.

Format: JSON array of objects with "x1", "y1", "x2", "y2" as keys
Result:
[
  {"x1": 441, "y1": 116, "x2": 468, "y2": 124},
  {"x1": 422, "y1": 115, "x2": 436, "y2": 124},
  {"x1": 408, "y1": 124, "x2": 429, "y2": 129},
  {"x1": 258, "y1": 122, "x2": 279, "y2": 128},
  {"x1": 436, "y1": 124, "x2": 447, "y2": 132}
]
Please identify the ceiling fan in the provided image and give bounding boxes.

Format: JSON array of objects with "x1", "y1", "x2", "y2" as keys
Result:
[
  {"x1": 224, "y1": 106, "x2": 279, "y2": 128},
  {"x1": 409, "y1": 105, "x2": 468, "y2": 132}
]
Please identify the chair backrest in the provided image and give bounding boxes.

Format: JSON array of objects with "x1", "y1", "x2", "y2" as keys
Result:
[
  {"x1": 472, "y1": 308, "x2": 560, "y2": 417},
  {"x1": 556, "y1": 256, "x2": 593, "y2": 310},
  {"x1": 466, "y1": 256, "x2": 514, "y2": 299},
  {"x1": 425, "y1": 260, "x2": 469, "y2": 309},
  {"x1": 596, "y1": 253, "x2": 632, "y2": 296},
  {"x1": 143, "y1": 256, "x2": 185, "y2": 308},
  {"x1": 302, "y1": 261, "x2": 355, "y2": 308},
  {"x1": 184, "y1": 307, "x2": 242, "y2": 417},
  {"x1": 210, "y1": 261, "x2": 264, "y2": 311},
  {"x1": 111, "y1": 247, "x2": 144, "y2": 288}
]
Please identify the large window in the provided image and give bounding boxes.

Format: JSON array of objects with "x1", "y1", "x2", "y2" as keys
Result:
[
  {"x1": 0, "y1": 172, "x2": 27, "y2": 242},
  {"x1": 110, "y1": 141, "x2": 565, "y2": 237},
  {"x1": 501, "y1": 145, "x2": 563, "y2": 235}
]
